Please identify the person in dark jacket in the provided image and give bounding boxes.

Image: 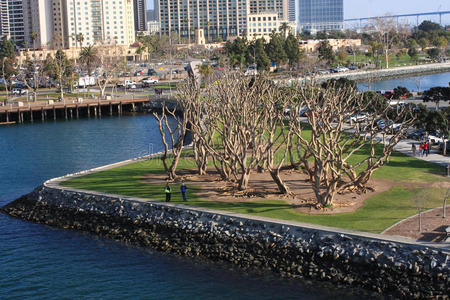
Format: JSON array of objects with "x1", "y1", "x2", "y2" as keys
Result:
[{"x1": 180, "y1": 181, "x2": 188, "y2": 201}]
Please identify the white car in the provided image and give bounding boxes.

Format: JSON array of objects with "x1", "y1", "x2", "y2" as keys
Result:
[
  {"x1": 12, "y1": 88, "x2": 28, "y2": 95},
  {"x1": 117, "y1": 80, "x2": 137, "y2": 89},
  {"x1": 142, "y1": 78, "x2": 158, "y2": 87},
  {"x1": 335, "y1": 67, "x2": 349, "y2": 73},
  {"x1": 347, "y1": 113, "x2": 367, "y2": 123},
  {"x1": 428, "y1": 134, "x2": 444, "y2": 145}
]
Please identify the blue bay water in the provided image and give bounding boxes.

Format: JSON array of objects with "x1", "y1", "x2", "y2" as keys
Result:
[
  {"x1": 3, "y1": 71, "x2": 449, "y2": 298},
  {"x1": 357, "y1": 71, "x2": 450, "y2": 92},
  {"x1": 0, "y1": 115, "x2": 363, "y2": 299}
]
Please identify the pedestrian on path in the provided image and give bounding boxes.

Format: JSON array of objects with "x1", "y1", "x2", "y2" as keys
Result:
[
  {"x1": 424, "y1": 142, "x2": 429, "y2": 157},
  {"x1": 165, "y1": 183, "x2": 171, "y2": 202},
  {"x1": 180, "y1": 181, "x2": 188, "y2": 201},
  {"x1": 411, "y1": 143, "x2": 417, "y2": 157},
  {"x1": 419, "y1": 143, "x2": 424, "y2": 157},
  {"x1": 426, "y1": 140, "x2": 431, "y2": 156}
]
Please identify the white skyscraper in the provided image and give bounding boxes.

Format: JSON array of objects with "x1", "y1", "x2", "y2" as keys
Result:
[
  {"x1": 0, "y1": 0, "x2": 10, "y2": 38},
  {"x1": 23, "y1": 0, "x2": 136, "y2": 49}
]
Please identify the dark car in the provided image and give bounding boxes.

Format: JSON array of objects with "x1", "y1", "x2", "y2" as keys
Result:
[
  {"x1": 439, "y1": 141, "x2": 449, "y2": 155},
  {"x1": 148, "y1": 69, "x2": 157, "y2": 76},
  {"x1": 407, "y1": 129, "x2": 425, "y2": 140}
]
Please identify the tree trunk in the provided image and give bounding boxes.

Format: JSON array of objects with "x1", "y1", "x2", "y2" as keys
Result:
[
  {"x1": 59, "y1": 78, "x2": 64, "y2": 100},
  {"x1": 269, "y1": 169, "x2": 290, "y2": 194},
  {"x1": 238, "y1": 171, "x2": 250, "y2": 191}
]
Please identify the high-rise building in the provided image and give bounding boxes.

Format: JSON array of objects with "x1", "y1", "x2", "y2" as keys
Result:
[
  {"x1": 288, "y1": 0, "x2": 295, "y2": 22},
  {"x1": 0, "y1": 0, "x2": 26, "y2": 44},
  {"x1": 23, "y1": 0, "x2": 135, "y2": 49},
  {"x1": 7, "y1": 0, "x2": 24, "y2": 43},
  {"x1": 133, "y1": 0, "x2": 146, "y2": 31},
  {"x1": 0, "y1": 0, "x2": 10, "y2": 38},
  {"x1": 158, "y1": 0, "x2": 289, "y2": 41},
  {"x1": 298, "y1": 0, "x2": 343, "y2": 34}
]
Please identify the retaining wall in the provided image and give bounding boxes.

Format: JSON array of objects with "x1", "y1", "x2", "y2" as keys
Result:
[{"x1": 2, "y1": 182, "x2": 449, "y2": 299}]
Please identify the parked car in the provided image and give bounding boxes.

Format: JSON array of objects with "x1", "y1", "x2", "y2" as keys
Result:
[
  {"x1": 117, "y1": 80, "x2": 137, "y2": 89},
  {"x1": 316, "y1": 69, "x2": 329, "y2": 75},
  {"x1": 428, "y1": 132, "x2": 444, "y2": 145},
  {"x1": 299, "y1": 107, "x2": 309, "y2": 117},
  {"x1": 388, "y1": 123, "x2": 403, "y2": 133},
  {"x1": 439, "y1": 141, "x2": 450, "y2": 155},
  {"x1": 147, "y1": 69, "x2": 157, "y2": 76},
  {"x1": 244, "y1": 68, "x2": 257, "y2": 76},
  {"x1": 12, "y1": 88, "x2": 28, "y2": 95},
  {"x1": 142, "y1": 78, "x2": 158, "y2": 87},
  {"x1": 407, "y1": 128, "x2": 426, "y2": 140},
  {"x1": 347, "y1": 113, "x2": 367, "y2": 123},
  {"x1": 134, "y1": 71, "x2": 144, "y2": 76},
  {"x1": 375, "y1": 119, "x2": 391, "y2": 130}
]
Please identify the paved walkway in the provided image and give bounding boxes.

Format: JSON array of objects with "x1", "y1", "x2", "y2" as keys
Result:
[{"x1": 394, "y1": 139, "x2": 450, "y2": 168}]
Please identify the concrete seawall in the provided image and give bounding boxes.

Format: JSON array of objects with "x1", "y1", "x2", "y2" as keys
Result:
[{"x1": 1, "y1": 160, "x2": 449, "y2": 298}]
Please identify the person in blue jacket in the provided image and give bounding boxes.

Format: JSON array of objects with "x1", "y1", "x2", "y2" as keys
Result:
[{"x1": 180, "y1": 181, "x2": 188, "y2": 201}]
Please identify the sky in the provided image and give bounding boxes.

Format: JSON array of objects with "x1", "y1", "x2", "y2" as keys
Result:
[{"x1": 345, "y1": 0, "x2": 450, "y2": 20}]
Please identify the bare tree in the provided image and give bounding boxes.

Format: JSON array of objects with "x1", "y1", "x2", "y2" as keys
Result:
[
  {"x1": 177, "y1": 78, "x2": 210, "y2": 175},
  {"x1": 153, "y1": 100, "x2": 189, "y2": 180},
  {"x1": 23, "y1": 54, "x2": 45, "y2": 102},
  {"x1": 95, "y1": 42, "x2": 126, "y2": 99},
  {"x1": 288, "y1": 82, "x2": 415, "y2": 207},
  {"x1": 372, "y1": 17, "x2": 397, "y2": 69}
]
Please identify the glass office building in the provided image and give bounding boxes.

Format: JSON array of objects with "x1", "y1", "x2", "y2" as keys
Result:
[{"x1": 298, "y1": 0, "x2": 343, "y2": 33}]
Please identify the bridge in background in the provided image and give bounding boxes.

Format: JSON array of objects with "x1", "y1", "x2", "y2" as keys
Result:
[{"x1": 345, "y1": 10, "x2": 450, "y2": 28}]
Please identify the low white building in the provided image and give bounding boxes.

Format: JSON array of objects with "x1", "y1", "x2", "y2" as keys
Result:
[
  {"x1": 246, "y1": 12, "x2": 295, "y2": 41},
  {"x1": 146, "y1": 20, "x2": 160, "y2": 35}
]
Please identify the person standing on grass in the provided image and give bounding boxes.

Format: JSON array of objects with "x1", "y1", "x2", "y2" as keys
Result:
[
  {"x1": 411, "y1": 143, "x2": 417, "y2": 157},
  {"x1": 165, "y1": 183, "x2": 172, "y2": 202},
  {"x1": 180, "y1": 181, "x2": 188, "y2": 201}
]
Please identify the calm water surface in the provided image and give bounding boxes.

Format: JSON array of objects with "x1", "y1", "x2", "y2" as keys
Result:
[
  {"x1": 358, "y1": 71, "x2": 450, "y2": 92},
  {"x1": 0, "y1": 115, "x2": 363, "y2": 299}
]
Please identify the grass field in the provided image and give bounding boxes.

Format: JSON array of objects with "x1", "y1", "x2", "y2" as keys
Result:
[{"x1": 62, "y1": 146, "x2": 448, "y2": 233}]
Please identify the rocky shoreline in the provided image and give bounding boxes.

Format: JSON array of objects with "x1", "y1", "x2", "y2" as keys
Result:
[{"x1": 2, "y1": 184, "x2": 449, "y2": 299}]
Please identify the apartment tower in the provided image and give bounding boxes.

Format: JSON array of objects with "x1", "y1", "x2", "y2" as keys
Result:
[
  {"x1": 0, "y1": 0, "x2": 9, "y2": 38},
  {"x1": 23, "y1": 0, "x2": 135, "y2": 49},
  {"x1": 133, "y1": 0, "x2": 146, "y2": 31},
  {"x1": 158, "y1": 0, "x2": 289, "y2": 41}
]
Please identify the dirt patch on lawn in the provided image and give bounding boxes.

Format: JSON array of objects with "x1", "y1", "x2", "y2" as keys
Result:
[
  {"x1": 142, "y1": 168, "x2": 450, "y2": 240},
  {"x1": 142, "y1": 168, "x2": 397, "y2": 214},
  {"x1": 383, "y1": 206, "x2": 450, "y2": 242}
]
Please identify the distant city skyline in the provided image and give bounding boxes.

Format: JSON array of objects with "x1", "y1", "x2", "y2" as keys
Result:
[{"x1": 147, "y1": 0, "x2": 450, "y2": 25}]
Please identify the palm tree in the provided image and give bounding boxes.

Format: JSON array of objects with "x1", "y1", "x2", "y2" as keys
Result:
[
  {"x1": 279, "y1": 22, "x2": 290, "y2": 38},
  {"x1": 198, "y1": 63, "x2": 213, "y2": 81},
  {"x1": 30, "y1": 31, "x2": 37, "y2": 50},
  {"x1": 76, "y1": 33, "x2": 84, "y2": 48},
  {"x1": 79, "y1": 45, "x2": 98, "y2": 92}
]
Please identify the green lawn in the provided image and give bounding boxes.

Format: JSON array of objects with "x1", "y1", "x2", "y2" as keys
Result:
[{"x1": 62, "y1": 148, "x2": 447, "y2": 233}]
